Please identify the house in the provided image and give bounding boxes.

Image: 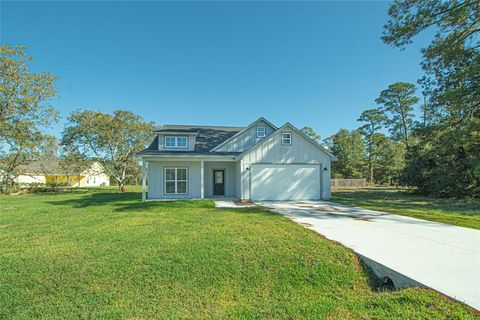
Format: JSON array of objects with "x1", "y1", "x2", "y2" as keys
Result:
[
  {"x1": 15, "y1": 160, "x2": 110, "y2": 187},
  {"x1": 138, "y1": 117, "x2": 337, "y2": 202}
]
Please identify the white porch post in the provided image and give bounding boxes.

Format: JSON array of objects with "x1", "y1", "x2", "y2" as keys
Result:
[
  {"x1": 141, "y1": 159, "x2": 147, "y2": 202},
  {"x1": 200, "y1": 160, "x2": 205, "y2": 199}
]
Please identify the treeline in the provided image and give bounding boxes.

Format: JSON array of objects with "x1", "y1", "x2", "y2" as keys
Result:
[
  {"x1": 326, "y1": 82, "x2": 425, "y2": 186},
  {"x1": 327, "y1": 0, "x2": 480, "y2": 198},
  {"x1": 0, "y1": 46, "x2": 155, "y2": 192}
]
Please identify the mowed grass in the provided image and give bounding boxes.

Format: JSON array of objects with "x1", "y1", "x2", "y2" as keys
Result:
[
  {"x1": 332, "y1": 187, "x2": 480, "y2": 230},
  {"x1": 0, "y1": 188, "x2": 477, "y2": 319}
]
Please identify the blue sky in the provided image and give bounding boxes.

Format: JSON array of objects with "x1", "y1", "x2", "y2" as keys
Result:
[{"x1": 1, "y1": 1, "x2": 429, "y2": 139}]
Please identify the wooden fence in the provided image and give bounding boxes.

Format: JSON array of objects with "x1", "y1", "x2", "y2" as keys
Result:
[{"x1": 331, "y1": 178, "x2": 366, "y2": 188}]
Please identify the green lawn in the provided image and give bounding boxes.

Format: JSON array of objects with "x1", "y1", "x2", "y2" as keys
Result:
[
  {"x1": 331, "y1": 187, "x2": 480, "y2": 230},
  {"x1": 0, "y1": 188, "x2": 477, "y2": 319}
]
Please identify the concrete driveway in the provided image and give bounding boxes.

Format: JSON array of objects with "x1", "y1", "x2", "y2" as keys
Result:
[{"x1": 259, "y1": 201, "x2": 480, "y2": 310}]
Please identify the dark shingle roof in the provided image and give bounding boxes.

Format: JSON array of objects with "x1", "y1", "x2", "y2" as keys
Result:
[
  {"x1": 153, "y1": 129, "x2": 199, "y2": 134},
  {"x1": 138, "y1": 125, "x2": 244, "y2": 156},
  {"x1": 191, "y1": 127, "x2": 241, "y2": 153},
  {"x1": 145, "y1": 135, "x2": 160, "y2": 151},
  {"x1": 160, "y1": 124, "x2": 244, "y2": 131}
]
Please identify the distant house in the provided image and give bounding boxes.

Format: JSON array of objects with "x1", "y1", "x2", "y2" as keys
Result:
[
  {"x1": 15, "y1": 160, "x2": 110, "y2": 187},
  {"x1": 138, "y1": 117, "x2": 337, "y2": 201}
]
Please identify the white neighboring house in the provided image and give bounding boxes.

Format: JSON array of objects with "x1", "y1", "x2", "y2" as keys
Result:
[
  {"x1": 15, "y1": 160, "x2": 110, "y2": 187},
  {"x1": 138, "y1": 117, "x2": 337, "y2": 201}
]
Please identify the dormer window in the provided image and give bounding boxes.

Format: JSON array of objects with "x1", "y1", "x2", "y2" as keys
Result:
[
  {"x1": 281, "y1": 132, "x2": 292, "y2": 145},
  {"x1": 256, "y1": 125, "x2": 266, "y2": 138},
  {"x1": 165, "y1": 136, "x2": 188, "y2": 149}
]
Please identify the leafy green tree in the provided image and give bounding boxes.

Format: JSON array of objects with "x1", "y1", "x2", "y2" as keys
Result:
[
  {"x1": 357, "y1": 109, "x2": 388, "y2": 184},
  {"x1": 400, "y1": 120, "x2": 480, "y2": 197},
  {"x1": 371, "y1": 133, "x2": 406, "y2": 185},
  {"x1": 0, "y1": 45, "x2": 58, "y2": 191},
  {"x1": 300, "y1": 126, "x2": 321, "y2": 141},
  {"x1": 375, "y1": 82, "x2": 418, "y2": 148},
  {"x1": 0, "y1": 133, "x2": 55, "y2": 191},
  {"x1": 383, "y1": 0, "x2": 480, "y2": 197},
  {"x1": 326, "y1": 129, "x2": 366, "y2": 179},
  {"x1": 62, "y1": 110, "x2": 156, "y2": 191},
  {"x1": 383, "y1": 0, "x2": 479, "y2": 123}
]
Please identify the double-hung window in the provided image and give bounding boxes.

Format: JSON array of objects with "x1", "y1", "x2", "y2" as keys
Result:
[
  {"x1": 281, "y1": 132, "x2": 292, "y2": 145},
  {"x1": 164, "y1": 136, "x2": 188, "y2": 149},
  {"x1": 164, "y1": 168, "x2": 188, "y2": 194},
  {"x1": 256, "y1": 125, "x2": 266, "y2": 138}
]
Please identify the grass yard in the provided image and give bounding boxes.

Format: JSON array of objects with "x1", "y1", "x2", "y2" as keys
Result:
[
  {"x1": 332, "y1": 187, "x2": 480, "y2": 230},
  {"x1": 0, "y1": 187, "x2": 477, "y2": 319}
]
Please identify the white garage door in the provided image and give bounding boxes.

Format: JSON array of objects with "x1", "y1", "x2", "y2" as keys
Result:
[{"x1": 251, "y1": 164, "x2": 321, "y2": 201}]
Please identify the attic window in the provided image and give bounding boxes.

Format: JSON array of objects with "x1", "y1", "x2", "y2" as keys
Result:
[
  {"x1": 256, "y1": 125, "x2": 266, "y2": 138},
  {"x1": 281, "y1": 132, "x2": 292, "y2": 145},
  {"x1": 165, "y1": 136, "x2": 188, "y2": 149}
]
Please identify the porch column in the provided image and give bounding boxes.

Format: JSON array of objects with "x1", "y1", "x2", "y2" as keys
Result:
[
  {"x1": 141, "y1": 159, "x2": 147, "y2": 202},
  {"x1": 200, "y1": 160, "x2": 205, "y2": 199}
]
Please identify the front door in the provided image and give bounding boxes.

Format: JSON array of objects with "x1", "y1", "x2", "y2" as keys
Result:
[{"x1": 213, "y1": 170, "x2": 225, "y2": 196}]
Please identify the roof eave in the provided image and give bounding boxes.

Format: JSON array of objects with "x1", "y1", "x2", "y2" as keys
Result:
[{"x1": 139, "y1": 153, "x2": 239, "y2": 159}]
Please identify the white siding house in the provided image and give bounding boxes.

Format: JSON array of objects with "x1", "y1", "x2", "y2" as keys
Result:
[{"x1": 138, "y1": 117, "x2": 336, "y2": 202}]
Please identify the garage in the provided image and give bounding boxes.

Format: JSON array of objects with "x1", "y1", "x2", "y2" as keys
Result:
[{"x1": 250, "y1": 164, "x2": 321, "y2": 200}]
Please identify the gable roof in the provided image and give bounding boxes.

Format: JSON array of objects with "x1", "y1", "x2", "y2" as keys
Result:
[
  {"x1": 210, "y1": 117, "x2": 277, "y2": 152},
  {"x1": 235, "y1": 122, "x2": 338, "y2": 161},
  {"x1": 137, "y1": 118, "x2": 337, "y2": 160}
]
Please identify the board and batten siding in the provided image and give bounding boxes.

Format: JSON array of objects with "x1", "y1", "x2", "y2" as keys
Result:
[
  {"x1": 215, "y1": 120, "x2": 275, "y2": 152},
  {"x1": 239, "y1": 128, "x2": 332, "y2": 200},
  {"x1": 147, "y1": 161, "x2": 201, "y2": 199}
]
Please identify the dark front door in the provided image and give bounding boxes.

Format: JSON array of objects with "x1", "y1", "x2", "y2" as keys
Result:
[{"x1": 213, "y1": 170, "x2": 225, "y2": 196}]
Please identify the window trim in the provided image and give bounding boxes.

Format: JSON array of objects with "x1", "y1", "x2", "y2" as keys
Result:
[
  {"x1": 164, "y1": 136, "x2": 188, "y2": 149},
  {"x1": 164, "y1": 167, "x2": 188, "y2": 195},
  {"x1": 256, "y1": 125, "x2": 266, "y2": 138},
  {"x1": 281, "y1": 132, "x2": 292, "y2": 145}
]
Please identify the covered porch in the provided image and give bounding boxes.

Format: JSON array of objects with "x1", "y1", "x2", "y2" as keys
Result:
[{"x1": 141, "y1": 157, "x2": 240, "y2": 201}]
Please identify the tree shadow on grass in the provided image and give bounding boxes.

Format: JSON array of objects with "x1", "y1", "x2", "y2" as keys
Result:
[
  {"x1": 214, "y1": 205, "x2": 278, "y2": 216},
  {"x1": 46, "y1": 191, "x2": 217, "y2": 212},
  {"x1": 112, "y1": 199, "x2": 215, "y2": 212},
  {"x1": 45, "y1": 190, "x2": 279, "y2": 217},
  {"x1": 332, "y1": 189, "x2": 480, "y2": 217},
  {"x1": 47, "y1": 191, "x2": 139, "y2": 208}
]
